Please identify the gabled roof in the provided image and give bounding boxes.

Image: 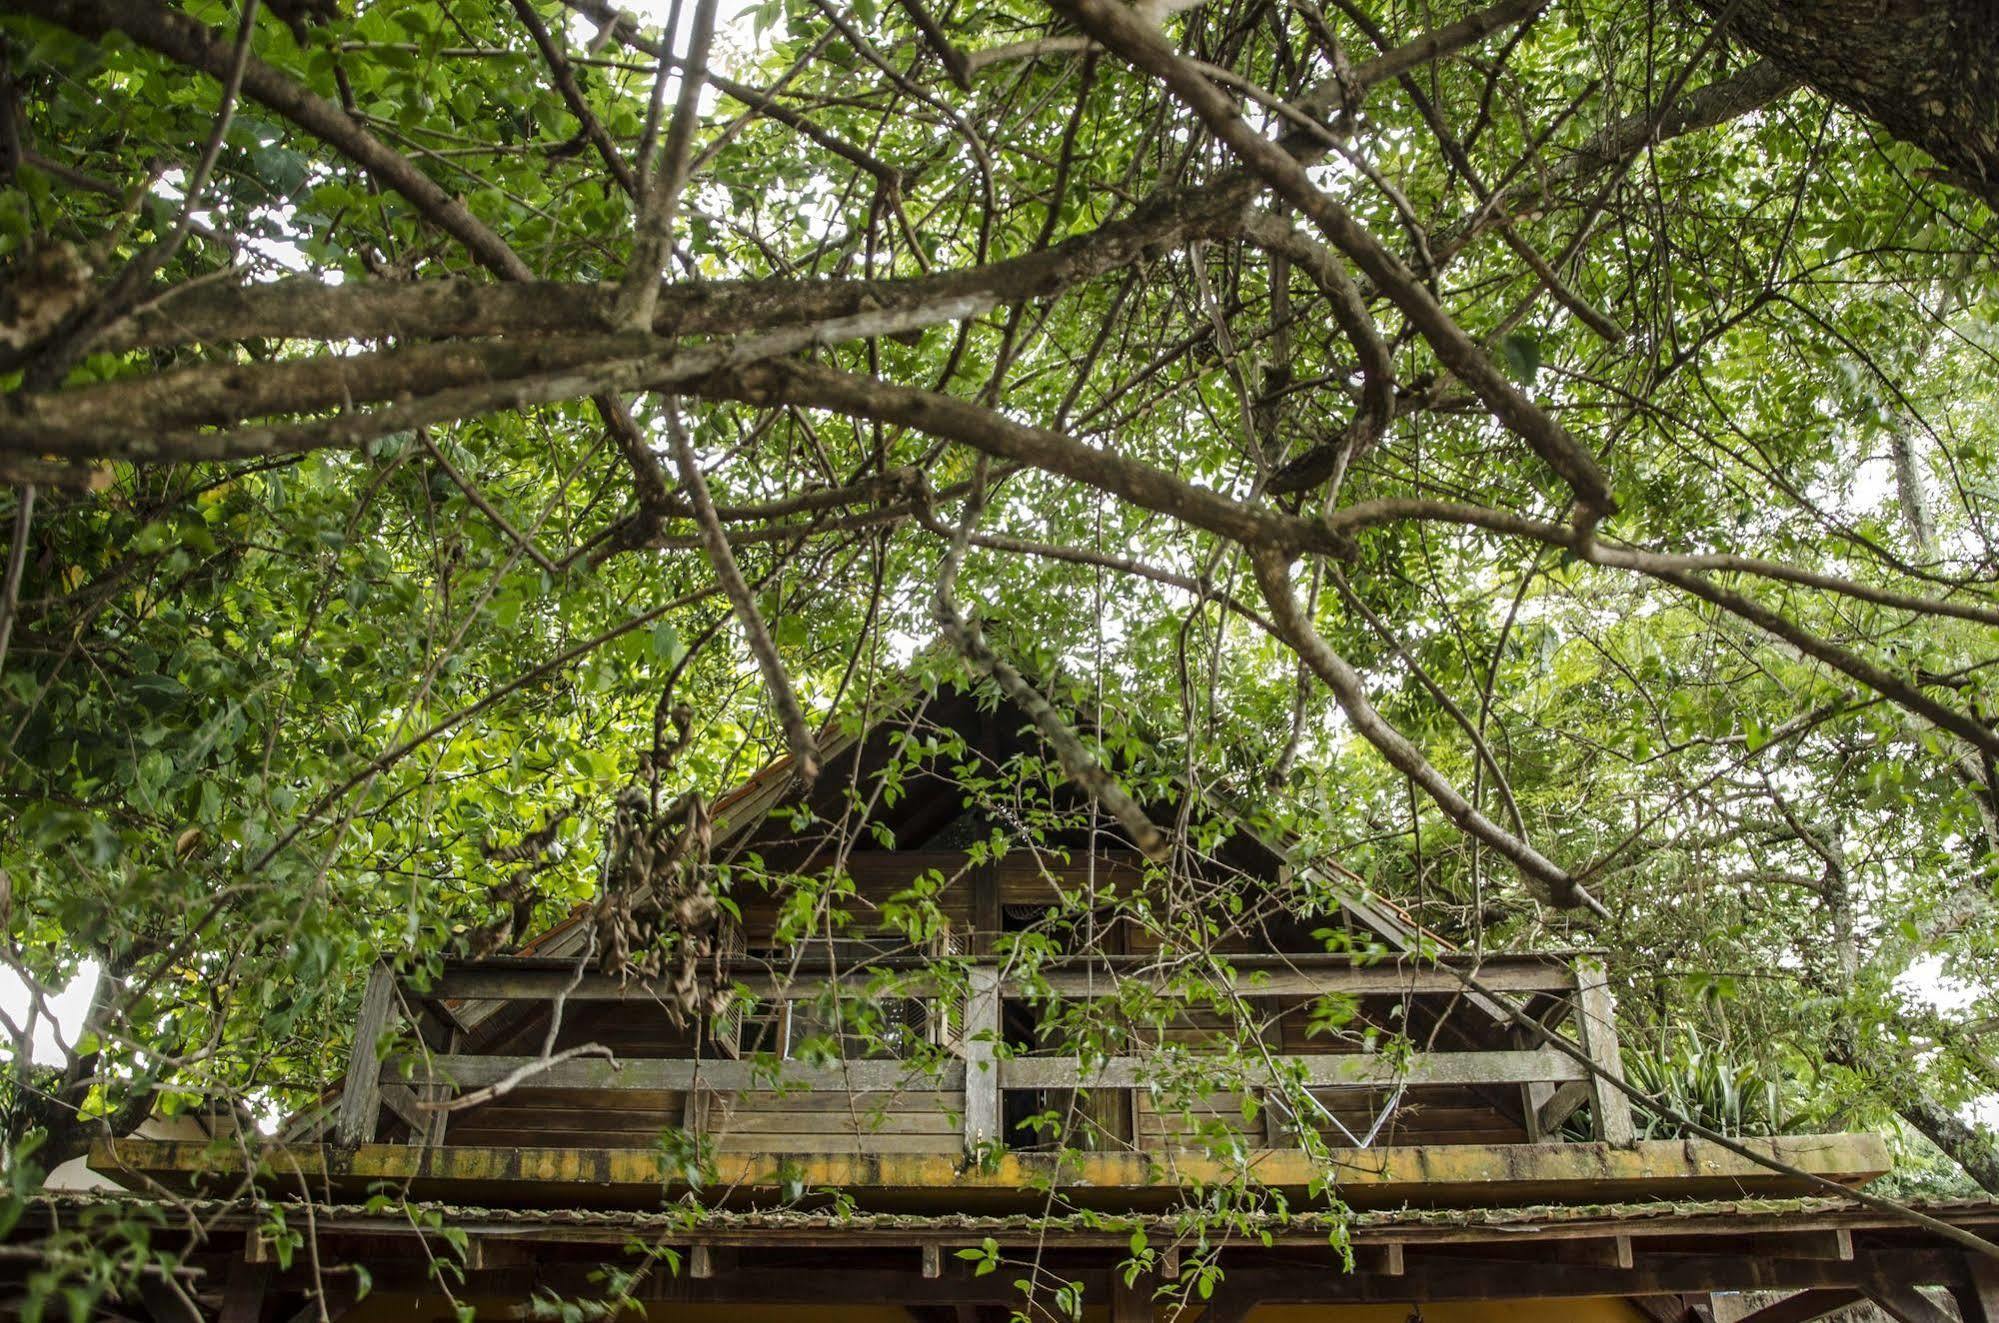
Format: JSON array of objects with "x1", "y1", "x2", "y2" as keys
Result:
[
  {"x1": 283, "y1": 667, "x2": 1466, "y2": 1141},
  {"x1": 508, "y1": 669, "x2": 1445, "y2": 965}
]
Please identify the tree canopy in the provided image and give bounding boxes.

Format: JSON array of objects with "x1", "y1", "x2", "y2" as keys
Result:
[{"x1": 3, "y1": 0, "x2": 1999, "y2": 1294}]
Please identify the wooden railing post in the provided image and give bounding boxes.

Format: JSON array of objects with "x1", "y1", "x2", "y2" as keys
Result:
[
  {"x1": 336, "y1": 962, "x2": 398, "y2": 1147},
  {"x1": 1573, "y1": 958, "x2": 1636, "y2": 1146},
  {"x1": 963, "y1": 963, "x2": 1001, "y2": 1155}
]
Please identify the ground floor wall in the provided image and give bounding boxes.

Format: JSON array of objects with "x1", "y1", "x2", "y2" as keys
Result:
[{"x1": 347, "y1": 1295, "x2": 1652, "y2": 1323}]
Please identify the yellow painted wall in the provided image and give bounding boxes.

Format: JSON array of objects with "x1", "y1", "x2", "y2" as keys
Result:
[{"x1": 351, "y1": 1294, "x2": 1650, "y2": 1323}]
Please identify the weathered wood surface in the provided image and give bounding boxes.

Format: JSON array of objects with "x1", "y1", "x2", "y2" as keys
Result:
[
  {"x1": 1721, "y1": 1290, "x2": 1864, "y2": 1323},
  {"x1": 1960, "y1": 1253, "x2": 1999, "y2": 1323},
  {"x1": 1573, "y1": 958, "x2": 1637, "y2": 1146},
  {"x1": 996, "y1": 1047, "x2": 1585, "y2": 1090},
  {"x1": 963, "y1": 964, "x2": 1001, "y2": 1149},
  {"x1": 420, "y1": 950, "x2": 1582, "y2": 1003},
  {"x1": 393, "y1": 1044, "x2": 1579, "y2": 1099},
  {"x1": 388, "y1": 1053, "x2": 967, "y2": 1092},
  {"x1": 85, "y1": 1129, "x2": 1898, "y2": 1211},
  {"x1": 203, "y1": 1248, "x2": 1972, "y2": 1308},
  {"x1": 334, "y1": 962, "x2": 397, "y2": 1146},
  {"x1": 1863, "y1": 1280, "x2": 1960, "y2": 1323}
]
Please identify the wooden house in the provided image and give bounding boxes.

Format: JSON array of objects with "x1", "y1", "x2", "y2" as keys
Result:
[{"x1": 63, "y1": 678, "x2": 1999, "y2": 1322}]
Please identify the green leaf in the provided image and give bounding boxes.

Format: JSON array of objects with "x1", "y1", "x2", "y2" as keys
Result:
[{"x1": 1498, "y1": 330, "x2": 1541, "y2": 385}]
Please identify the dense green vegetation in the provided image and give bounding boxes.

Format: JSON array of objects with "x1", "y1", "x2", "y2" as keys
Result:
[{"x1": 2, "y1": 0, "x2": 1998, "y2": 1310}]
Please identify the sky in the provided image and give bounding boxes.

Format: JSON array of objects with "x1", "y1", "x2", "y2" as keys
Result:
[{"x1": 1, "y1": 959, "x2": 99, "y2": 1067}]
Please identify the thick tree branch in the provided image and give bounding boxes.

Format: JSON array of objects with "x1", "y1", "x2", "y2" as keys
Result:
[
  {"x1": 1049, "y1": 0, "x2": 1618, "y2": 520},
  {"x1": 1249, "y1": 546, "x2": 1604, "y2": 912}
]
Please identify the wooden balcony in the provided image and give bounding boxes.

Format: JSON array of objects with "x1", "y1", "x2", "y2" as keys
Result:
[
  {"x1": 88, "y1": 948, "x2": 1895, "y2": 1208},
  {"x1": 338, "y1": 949, "x2": 1630, "y2": 1165}
]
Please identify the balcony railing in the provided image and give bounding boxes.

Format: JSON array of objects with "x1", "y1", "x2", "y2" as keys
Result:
[{"x1": 333, "y1": 950, "x2": 1636, "y2": 1159}]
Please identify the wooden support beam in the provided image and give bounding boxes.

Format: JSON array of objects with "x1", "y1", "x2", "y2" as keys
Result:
[
  {"x1": 424, "y1": 951, "x2": 1584, "y2": 1003},
  {"x1": 218, "y1": 1261, "x2": 270, "y2": 1323},
  {"x1": 689, "y1": 1246, "x2": 736, "y2": 1279},
  {"x1": 335, "y1": 962, "x2": 397, "y2": 1147},
  {"x1": 1629, "y1": 1296, "x2": 1698, "y2": 1323},
  {"x1": 1956, "y1": 1254, "x2": 1999, "y2": 1323},
  {"x1": 1535, "y1": 1079, "x2": 1591, "y2": 1134},
  {"x1": 1714, "y1": 1290, "x2": 1861, "y2": 1323},
  {"x1": 432, "y1": 966, "x2": 946, "y2": 1002},
  {"x1": 1111, "y1": 1272, "x2": 1152, "y2": 1323},
  {"x1": 1226, "y1": 1248, "x2": 1960, "y2": 1302},
  {"x1": 1521, "y1": 1080, "x2": 1547, "y2": 1142},
  {"x1": 387, "y1": 1053, "x2": 969, "y2": 1093},
  {"x1": 1573, "y1": 959, "x2": 1636, "y2": 1146},
  {"x1": 644, "y1": 1268, "x2": 1032, "y2": 1305},
  {"x1": 923, "y1": 1245, "x2": 943, "y2": 1279},
  {"x1": 279, "y1": 1279, "x2": 360, "y2": 1323},
  {"x1": 377, "y1": 1082, "x2": 425, "y2": 1131},
  {"x1": 136, "y1": 1277, "x2": 203, "y2": 1323},
  {"x1": 1372, "y1": 1243, "x2": 1405, "y2": 1277},
  {"x1": 971, "y1": 859, "x2": 1000, "y2": 957},
  {"x1": 1031, "y1": 960, "x2": 1579, "y2": 998},
  {"x1": 1556, "y1": 1234, "x2": 1634, "y2": 1269},
  {"x1": 994, "y1": 1047, "x2": 1585, "y2": 1090},
  {"x1": 963, "y1": 964, "x2": 1001, "y2": 1152},
  {"x1": 1864, "y1": 1282, "x2": 1957, "y2": 1323}
]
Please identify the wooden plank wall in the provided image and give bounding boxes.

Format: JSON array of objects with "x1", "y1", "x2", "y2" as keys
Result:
[
  {"x1": 696, "y1": 1088, "x2": 963, "y2": 1155},
  {"x1": 429, "y1": 850, "x2": 1533, "y2": 1157}
]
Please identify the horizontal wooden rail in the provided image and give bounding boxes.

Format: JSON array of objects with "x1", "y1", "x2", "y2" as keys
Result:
[
  {"x1": 419, "y1": 951, "x2": 1580, "y2": 1004},
  {"x1": 995, "y1": 1048, "x2": 1586, "y2": 1090},
  {"x1": 387, "y1": 1047, "x2": 1581, "y2": 1095},
  {"x1": 428, "y1": 967, "x2": 944, "y2": 1002},
  {"x1": 335, "y1": 949, "x2": 1633, "y2": 1156},
  {"x1": 1029, "y1": 962, "x2": 1575, "y2": 997},
  {"x1": 386, "y1": 1054, "x2": 968, "y2": 1093}
]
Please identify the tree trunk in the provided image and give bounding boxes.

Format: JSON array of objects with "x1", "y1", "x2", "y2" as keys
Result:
[
  {"x1": 1827, "y1": 1035, "x2": 1999, "y2": 1195},
  {"x1": 1703, "y1": 0, "x2": 1999, "y2": 210},
  {"x1": 1896, "y1": 1090, "x2": 1999, "y2": 1195}
]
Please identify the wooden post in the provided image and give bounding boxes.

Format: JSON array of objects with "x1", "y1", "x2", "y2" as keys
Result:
[
  {"x1": 1521, "y1": 1080, "x2": 1549, "y2": 1141},
  {"x1": 1954, "y1": 1255, "x2": 1999, "y2": 1323},
  {"x1": 1863, "y1": 1281, "x2": 1958, "y2": 1323},
  {"x1": 217, "y1": 1261, "x2": 270, "y2": 1323},
  {"x1": 335, "y1": 962, "x2": 397, "y2": 1147},
  {"x1": 963, "y1": 964, "x2": 1002, "y2": 1154},
  {"x1": 971, "y1": 860, "x2": 1000, "y2": 957},
  {"x1": 415, "y1": 1027, "x2": 457, "y2": 1147},
  {"x1": 1573, "y1": 958, "x2": 1636, "y2": 1146},
  {"x1": 1111, "y1": 1272, "x2": 1151, "y2": 1323}
]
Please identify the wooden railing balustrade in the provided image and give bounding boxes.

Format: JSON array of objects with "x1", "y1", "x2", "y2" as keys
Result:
[{"x1": 334, "y1": 951, "x2": 1635, "y2": 1156}]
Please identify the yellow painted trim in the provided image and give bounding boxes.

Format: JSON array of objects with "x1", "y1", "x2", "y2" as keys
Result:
[{"x1": 92, "y1": 1132, "x2": 1888, "y2": 1209}]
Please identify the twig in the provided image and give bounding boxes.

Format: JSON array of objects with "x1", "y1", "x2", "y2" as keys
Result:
[
  {"x1": 615, "y1": 0, "x2": 719, "y2": 330},
  {"x1": 929, "y1": 462, "x2": 1170, "y2": 862},
  {"x1": 662, "y1": 399, "x2": 820, "y2": 787},
  {"x1": 0, "y1": 483, "x2": 36, "y2": 674},
  {"x1": 420, "y1": 1042, "x2": 618, "y2": 1112},
  {"x1": 418, "y1": 430, "x2": 562, "y2": 575}
]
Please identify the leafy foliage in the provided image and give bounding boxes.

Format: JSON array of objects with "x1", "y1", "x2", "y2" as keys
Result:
[{"x1": 2, "y1": 0, "x2": 1999, "y2": 1310}]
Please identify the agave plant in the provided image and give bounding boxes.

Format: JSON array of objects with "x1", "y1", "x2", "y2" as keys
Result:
[{"x1": 1619, "y1": 1032, "x2": 1800, "y2": 1140}]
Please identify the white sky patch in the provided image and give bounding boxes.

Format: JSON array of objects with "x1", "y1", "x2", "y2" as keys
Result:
[
  {"x1": 1897, "y1": 954, "x2": 1999, "y2": 1132},
  {"x1": 0, "y1": 959, "x2": 100, "y2": 1067}
]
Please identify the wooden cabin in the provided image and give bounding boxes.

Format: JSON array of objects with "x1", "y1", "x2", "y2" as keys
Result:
[{"x1": 70, "y1": 678, "x2": 1999, "y2": 1323}]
